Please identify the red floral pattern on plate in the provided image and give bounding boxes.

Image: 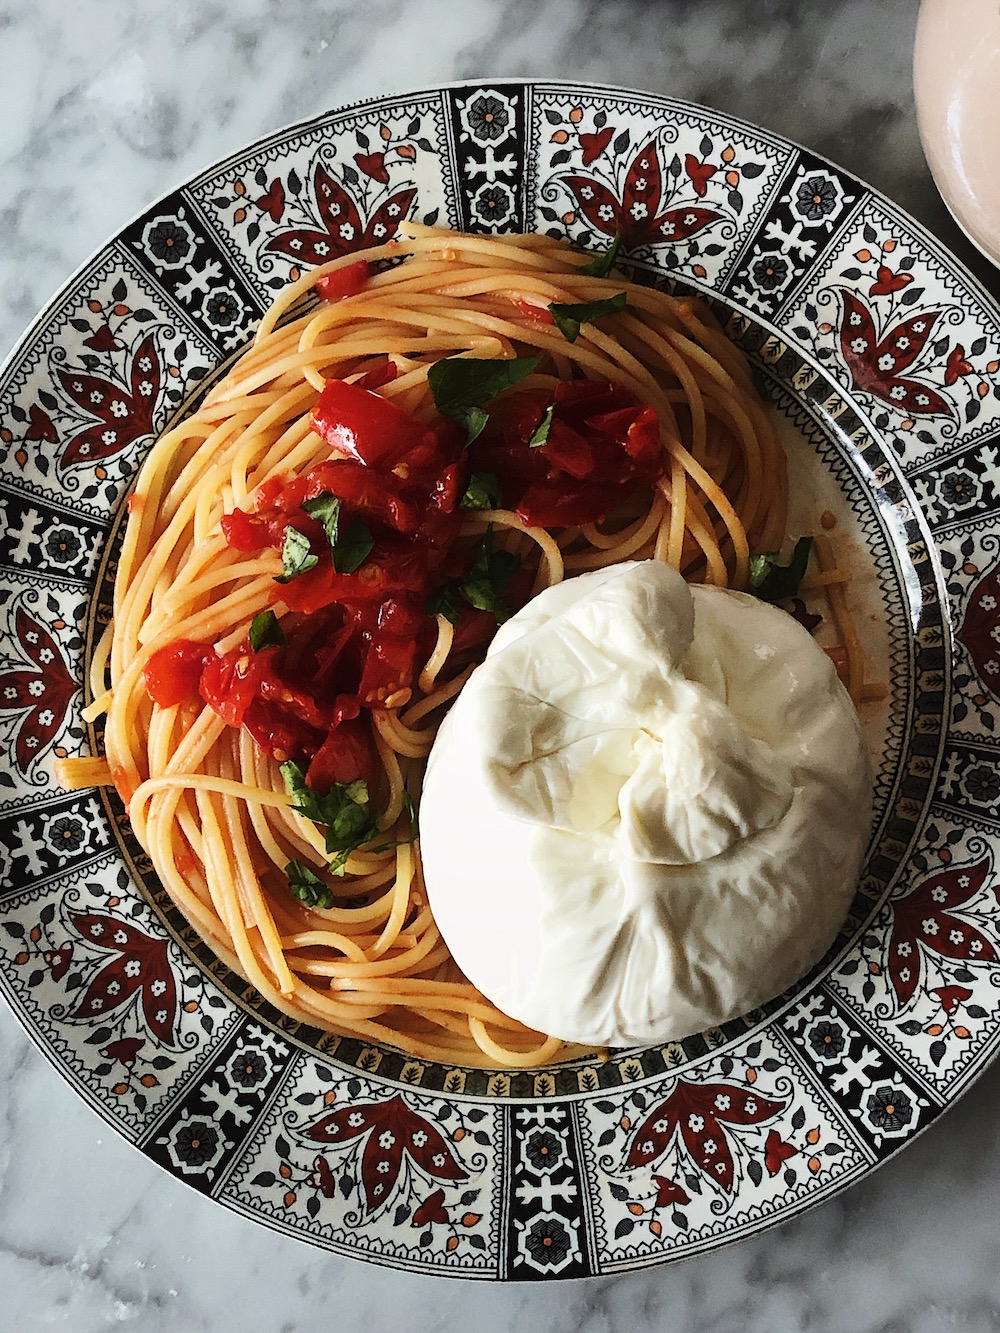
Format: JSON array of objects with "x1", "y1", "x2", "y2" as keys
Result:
[
  {"x1": 305, "y1": 1093, "x2": 468, "y2": 1214},
  {"x1": 65, "y1": 911, "x2": 179, "y2": 1044},
  {"x1": 625, "y1": 1079, "x2": 785, "y2": 1193},
  {"x1": 564, "y1": 140, "x2": 722, "y2": 250},
  {"x1": 0, "y1": 607, "x2": 77, "y2": 773},
  {"x1": 265, "y1": 163, "x2": 417, "y2": 266},
  {"x1": 56, "y1": 331, "x2": 160, "y2": 469},
  {"x1": 958, "y1": 563, "x2": 1000, "y2": 701},
  {"x1": 886, "y1": 857, "x2": 996, "y2": 1008},
  {"x1": 838, "y1": 290, "x2": 949, "y2": 417}
]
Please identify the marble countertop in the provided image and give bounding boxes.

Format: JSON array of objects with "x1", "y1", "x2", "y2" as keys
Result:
[{"x1": 2, "y1": 1, "x2": 1000, "y2": 1328}]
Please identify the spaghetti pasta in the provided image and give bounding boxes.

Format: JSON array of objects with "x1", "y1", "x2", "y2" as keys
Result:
[{"x1": 67, "y1": 226, "x2": 797, "y2": 1068}]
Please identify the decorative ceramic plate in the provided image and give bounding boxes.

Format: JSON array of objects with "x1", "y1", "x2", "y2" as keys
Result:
[{"x1": 2, "y1": 80, "x2": 1000, "y2": 1280}]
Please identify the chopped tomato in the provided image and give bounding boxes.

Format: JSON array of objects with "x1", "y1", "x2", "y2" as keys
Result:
[
  {"x1": 354, "y1": 358, "x2": 398, "y2": 392},
  {"x1": 468, "y1": 380, "x2": 663, "y2": 527},
  {"x1": 142, "y1": 639, "x2": 212, "y2": 707},
  {"x1": 309, "y1": 379, "x2": 439, "y2": 469},
  {"x1": 314, "y1": 259, "x2": 370, "y2": 303}
]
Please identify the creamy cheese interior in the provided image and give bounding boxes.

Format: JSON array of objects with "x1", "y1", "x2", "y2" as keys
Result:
[{"x1": 419, "y1": 561, "x2": 871, "y2": 1048}]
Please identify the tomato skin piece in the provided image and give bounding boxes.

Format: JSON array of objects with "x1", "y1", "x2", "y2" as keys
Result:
[
  {"x1": 199, "y1": 646, "x2": 271, "y2": 729},
  {"x1": 354, "y1": 358, "x2": 398, "y2": 392},
  {"x1": 307, "y1": 714, "x2": 378, "y2": 794},
  {"x1": 468, "y1": 380, "x2": 664, "y2": 528},
  {"x1": 314, "y1": 260, "x2": 370, "y2": 303},
  {"x1": 309, "y1": 379, "x2": 436, "y2": 469},
  {"x1": 142, "y1": 639, "x2": 212, "y2": 707}
]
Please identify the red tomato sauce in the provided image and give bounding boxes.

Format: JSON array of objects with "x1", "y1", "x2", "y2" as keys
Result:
[{"x1": 144, "y1": 375, "x2": 662, "y2": 793}]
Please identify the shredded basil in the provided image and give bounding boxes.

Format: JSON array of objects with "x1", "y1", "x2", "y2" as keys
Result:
[
  {"x1": 285, "y1": 859, "x2": 334, "y2": 910},
  {"x1": 528, "y1": 403, "x2": 555, "y2": 448},
  {"x1": 274, "y1": 526, "x2": 318, "y2": 583},
  {"x1": 281, "y1": 761, "x2": 378, "y2": 872},
  {"x1": 427, "y1": 356, "x2": 540, "y2": 444},
  {"x1": 749, "y1": 536, "x2": 813, "y2": 604},
  {"x1": 578, "y1": 234, "x2": 621, "y2": 278},
  {"x1": 548, "y1": 291, "x2": 628, "y2": 344},
  {"x1": 248, "y1": 609, "x2": 286, "y2": 652},
  {"x1": 426, "y1": 585, "x2": 462, "y2": 625},
  {"x1": 460, "y1": 525, "x2": 520, "y2": 623},
  {"x1": 460, "y1": 471, "x2": 502, "y2": 511},
  {"x1": 301, "y1": 491, "x2": 341, "y2": 546},
  {"x1": 332, "y1": 519, "x2": 374, "y2": 574}
]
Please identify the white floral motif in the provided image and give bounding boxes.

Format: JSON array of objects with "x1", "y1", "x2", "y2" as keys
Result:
[
  {"x1": 714, "y1": 1094, "x2": 731, "y2": 1111},
  {"x1": 151, "y1": 979, "x2": 167, "y2": 996},
  {"x1": 125, "y1": 959, "x2": 141, "y2": 977},
  {"x1": 114, "y1": 930, "x2": 128, "y2": 945},
  {"x1": 851, "y1": 338, "x2": 868, "y2": 353},
  {"x1": 687, "y1": 1114, "x2": 704, "y2": 1132},
  {"x1": 111, "y1": 399, "x2": 128, "y2": 418},
  {"x1": 931, "y1": 886, "x2": 948, "y2": 903},
  {"x1": 598, "y1": 204, "x2": 614, "y2": 221},
  {"x1": 378, "y1": 1131, "x2": 396, "y2": 1149},
  {"x1": 897, "y1": 940, "x2": 913, "y2": 955},
  {"x1": 959, "y1": 875, "x2": 971, "y2": 888},
  {"x1": 971, "y1": 939, "x2": 984, "y2": 954},
  {"x1": 980, "y1": 595, "x2": 997, "y2": 611},
  {"x1": 745, "y1": 1099, "x2": 757, "y2": 1116},
  {"x1": 889, "y1": 386, "x2": 907, "y2": 401},
  {"x1": 432, "y1": 1153, "x2": 446, "y2": 1167},
  {"x1": 38, "y1": 648, "x2": 53, "y2": 664},
  {"x1": 339, "y1": 224, "x2": 355, "y2": 240},
  {"x1": 703, "y1": 1138, "x2": 717, "y2": 1155},
  {"x1": 922, "y1": 918, "x2": 939, "y2": 936},
  {"x1": 849, "y1": 312, "x2": 862, "y2": 326},
  {"x1": 878, "y1": 354, "x2": 895, "y2": 371},
  {"x1": 37, "y1": 709, "x2": 54, "y2": 726},
  {"x1": 348, "y1": 1111, "x2": 364, "y2": 1127},
  {"x1": 28, "y1": 680, "x2": 45, "y2": 697},
  {"x1": 630, "y1": 202, "x2": 648, "y2": 220},
  {"x1": 950, "y1": 929, "x2": 964, "y2": 944},
  {"x1": 411, "y1": 1130, "x2": 427, "y2": 1147}
]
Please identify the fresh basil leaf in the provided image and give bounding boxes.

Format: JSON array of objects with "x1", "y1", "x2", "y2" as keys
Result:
[
  {"x1": 427, "y1": 356, "x2": 540, "y2": 443},
  {"x1": 528, "y1": 403, "x2": 555, "y2": 448},
  {"x1": 549, "y1": 291, "x2": 628, "y2": 344},
  {"x1": 426, "y1": 585, "x2": 462, "y2": 625},
  {"x1": 401, "y1": 790, "x2": 417, "y2": 830},
  {"x1": 749, "y1": 536, "x2": 813, "y2": 604},
  {"x1": 285, "y1": 860, "x2": 334, "y2": 910},
  {"x1": 248, "y1": 609, "x2": 286, "y2": 652},
  {"x1": 280, "y1": 761, "x2": 379, "y2": 862},
  {"x1": 459, "y1": 526, "x2": 520, "y2": 623},
  {"x1": 332, "y1": 520, "x2": 374, "y2": 574},
  {"x1": 465, "y1": 406, "x2": 490, "y2": 445},
  {"x1": 301, "y1": 491, "x2": 341, "y2": 547},
  {"x1": 460, "y1": 471, "x2": 502, "y2": 511},
  {"x1": 274, "y1": 526, "x2": 318, "y2": 583},
  {"x1": 578, "y1": 234, "x2": 621, "y2": 278}
]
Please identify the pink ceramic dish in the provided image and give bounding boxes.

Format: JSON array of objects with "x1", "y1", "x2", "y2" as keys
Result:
[{"x1": 914, "y1": 0, "x2": 1000, "y2": 268}]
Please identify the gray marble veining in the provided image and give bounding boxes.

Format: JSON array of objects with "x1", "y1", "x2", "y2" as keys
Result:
[{"x1": 1, "y1": 0, "x2": 999, "y2": 1328}]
